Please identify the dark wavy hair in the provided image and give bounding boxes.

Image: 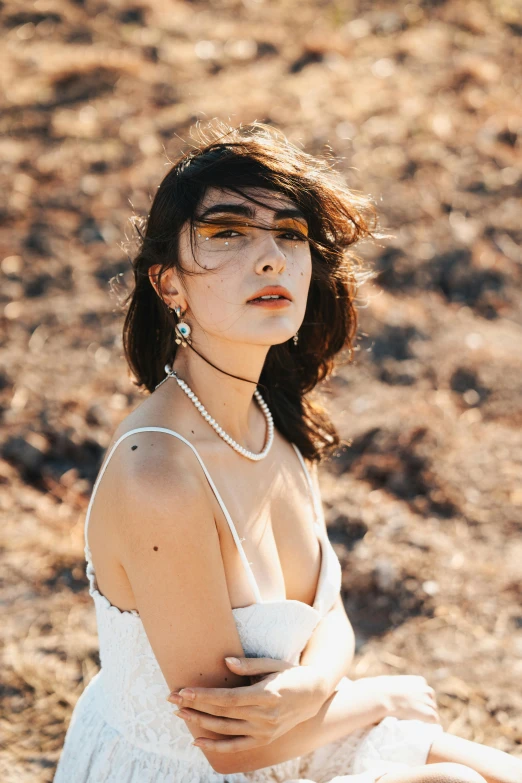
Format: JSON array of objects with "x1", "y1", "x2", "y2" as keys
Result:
[{"x1": 122, "y1": 120, "x2": 379, "y2": 462}]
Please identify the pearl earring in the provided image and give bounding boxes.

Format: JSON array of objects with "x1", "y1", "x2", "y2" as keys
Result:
[
  {"x1": 173, "y1": 305, "x2": 192, "y2": 347},
  {"x1": 293, "y1": 331, "x2": 299, "y2": 345}
]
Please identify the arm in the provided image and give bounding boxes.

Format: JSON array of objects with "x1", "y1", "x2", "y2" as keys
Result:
[
  {"x1": 299, "y1": 460, "x2": 355, "y2": 702},
  {"x1": 215, "y1": 670, "x2": 443, "y2": 774},
  {"x1": 299, "y1": 592, "x2": 355, "y2": 703},
  {"x1": 207, "y1": 462, "x2": 364, "y2": 774},
  {"x1": 213, "y1": 676, "x2": 385, "y2": 774},
  {"x1": 112, "y1": 432, "x2": 248, "y2": 774}
]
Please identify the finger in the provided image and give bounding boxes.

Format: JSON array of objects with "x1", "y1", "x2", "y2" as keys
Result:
[
  {"x1": 174, "y1": 701, "x2": 246, "y2": 719},
  {"x1": 175, "y1": 683, "x2": 263, "y2": 711},
  {"x1": 194, "y1": 734, "x2": 262, "y2": 753},
  {"x1": 225, "y1": 656, "x2": 292, "y2": 675},
  {"x1": 175, "y1": 699, "x2": 275, "y2": 724},
  {"x1": 178, "y1": 708, "x2": 251, "y2": 736}
]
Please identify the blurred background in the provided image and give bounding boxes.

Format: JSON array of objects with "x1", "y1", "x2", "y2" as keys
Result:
[{"x1": 1, "y1": 0, "x2": 521, "y2": 779}]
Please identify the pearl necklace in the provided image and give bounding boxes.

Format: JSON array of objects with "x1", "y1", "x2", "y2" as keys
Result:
[{"x1": 159, "y1": 363, "x2": 274, "y2": 461}]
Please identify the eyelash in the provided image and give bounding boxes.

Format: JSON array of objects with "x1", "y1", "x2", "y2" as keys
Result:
[{"x1": 212, "y1": 229, "x2": 307, "y2": 242}]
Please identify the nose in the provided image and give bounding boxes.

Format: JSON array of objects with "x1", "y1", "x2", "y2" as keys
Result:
[{"x1": 253, "y1": 231, "x2": 287, "y2": 275}]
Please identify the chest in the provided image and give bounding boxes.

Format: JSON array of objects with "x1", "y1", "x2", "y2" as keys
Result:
[{"x1": 208, "y1": 450, "x2": 322, "y2": 609}]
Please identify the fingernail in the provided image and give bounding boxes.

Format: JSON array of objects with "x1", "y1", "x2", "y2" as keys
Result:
[
  {"x1": 179, "y1": 688, "x2": 195, "y2": 700},
  {"x1": 167, "y1": 694, "x2": 182, "y2": 704},
  {"x1": 225, "y1": 657, "x2": 240, "y2": 665}
]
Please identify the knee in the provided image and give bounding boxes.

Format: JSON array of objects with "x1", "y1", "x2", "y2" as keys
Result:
[{"x1": 424, "y1": 763, "x2": 487, "y2": 783}]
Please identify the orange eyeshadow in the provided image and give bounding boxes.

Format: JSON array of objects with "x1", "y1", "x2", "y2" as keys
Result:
[{"x1": 196, "y1": 219, "x2": 308, "y2": 237}]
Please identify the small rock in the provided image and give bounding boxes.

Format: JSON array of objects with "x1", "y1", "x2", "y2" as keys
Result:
[{"x1": 422, "y1": 580, "x2": 440, "y2": 596}]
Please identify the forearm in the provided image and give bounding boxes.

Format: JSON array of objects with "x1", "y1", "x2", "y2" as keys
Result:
[
  {"x1": 299, "y1": 594, "x2": 355, "y2": 702},
  {"x1": 217, "y1": 677, "x2": 385, "y2": 774}
]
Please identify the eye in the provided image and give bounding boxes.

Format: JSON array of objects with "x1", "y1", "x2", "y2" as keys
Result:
[
  {"x1": 282, "y1": 230, "x2": 308, "y2": 242},
  {"x1": 213, "y1": 229, "x2": 241, "y2": 238},
  {"x1": 212, "y1": 229, "x2": 308, "y2": 242}
]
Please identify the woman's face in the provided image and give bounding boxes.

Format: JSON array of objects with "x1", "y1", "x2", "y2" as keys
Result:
[{"x1": 173, "y1": 187, "x2": 312, "y2": 348}]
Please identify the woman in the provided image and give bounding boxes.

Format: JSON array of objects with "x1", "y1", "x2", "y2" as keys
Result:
[{"x1": 54, "y1": 121, "x2": 521, "y2": 783}]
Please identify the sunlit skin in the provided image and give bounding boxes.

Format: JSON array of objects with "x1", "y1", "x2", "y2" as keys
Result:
[
  {"x1": 195, "y1": 216, "x2": 306, "y2": 308},
  {"x1": 149, "y1": 186, "x2": 312, "y2": 445}
]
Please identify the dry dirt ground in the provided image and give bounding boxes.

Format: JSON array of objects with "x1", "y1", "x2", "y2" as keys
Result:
[{"x1": 1, "y1": 0, "x2": 521, "y2": 780}]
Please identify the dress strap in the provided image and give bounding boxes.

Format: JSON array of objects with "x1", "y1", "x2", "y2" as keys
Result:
[{"x1": 83, "y1": 426, "x2": 263, "y2": 604}]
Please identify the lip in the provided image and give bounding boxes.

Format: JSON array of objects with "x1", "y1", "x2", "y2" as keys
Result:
[{"x1": 246, "y1": 285, "x2": 293, "y2": 303}]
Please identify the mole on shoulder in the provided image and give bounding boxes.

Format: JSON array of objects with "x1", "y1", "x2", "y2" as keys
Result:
[
  {"x1": 131, "y1": 445, "x2": 138, "y2": 450},
  {"x1": 153, "y1": 546, "x2": 158, "y2": 551},
  {"x1": 224, "y1": 677, "x2": 228, "y2": 681}
]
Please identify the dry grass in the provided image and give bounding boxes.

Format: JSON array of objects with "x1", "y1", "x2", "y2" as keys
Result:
[{"x1": 1, "y1": 0, "x2": 521, "y2": 778}]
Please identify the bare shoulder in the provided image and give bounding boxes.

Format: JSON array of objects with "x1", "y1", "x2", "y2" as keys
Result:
[{"x1": 107, "y1": 424, "x2": 213, "y2": 544}]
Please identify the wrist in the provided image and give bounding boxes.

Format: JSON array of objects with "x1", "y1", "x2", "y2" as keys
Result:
[
  {"x1": 300, "y1": 664, "x2": 337, "y2": 708},
  {"x1": 351, "y1": 678, "x2": 389, "y2": 724}
]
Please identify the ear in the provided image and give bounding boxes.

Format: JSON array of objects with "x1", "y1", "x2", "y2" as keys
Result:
[
  {"x1": 148, "y1": 266, "x2": 186, "y2": 310},
  {"x1": 148, "y1": 264, "x2": 164, "y2": 299}
]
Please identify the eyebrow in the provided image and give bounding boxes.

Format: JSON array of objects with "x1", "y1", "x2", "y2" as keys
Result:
[{"x1": 195, "y1": 203, "x2": 308, "y2": 226}]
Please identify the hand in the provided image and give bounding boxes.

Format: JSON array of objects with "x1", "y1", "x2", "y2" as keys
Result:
[
  {"x1": 168, "y1": 656, "x2": 328, "y2": 754},
  {"x1": 356, "y1": 675, "x2": 440, "y2": 724}
]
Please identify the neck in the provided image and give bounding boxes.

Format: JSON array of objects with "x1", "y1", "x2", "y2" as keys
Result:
[{"x1": 170, "y1": 339, "x2": 270, "y2": 446}]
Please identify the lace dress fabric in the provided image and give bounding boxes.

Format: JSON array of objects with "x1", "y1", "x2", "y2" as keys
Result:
[{"x1": 53, "y1": 427, "x2": 442, "y2": 782}]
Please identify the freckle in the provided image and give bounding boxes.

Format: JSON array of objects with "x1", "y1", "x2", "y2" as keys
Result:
[
  {"x1": 153, "y1": 546, "x2": 158, "y2": 551},
  {"x1": 131, "y1": 445, "x2": 138, "y2": 450},
  {"x1": 224, "y1": 677, "x2": 228, "y2": 681}
]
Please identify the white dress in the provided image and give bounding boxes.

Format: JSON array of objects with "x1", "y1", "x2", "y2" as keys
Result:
[{"x1": 53, "y1": 427, "x2": 442, "y2": 783}]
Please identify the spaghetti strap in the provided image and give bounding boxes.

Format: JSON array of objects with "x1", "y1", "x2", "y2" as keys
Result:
[{"x1": 83, "y1": 426, "x2": 263, "y2": 604}]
